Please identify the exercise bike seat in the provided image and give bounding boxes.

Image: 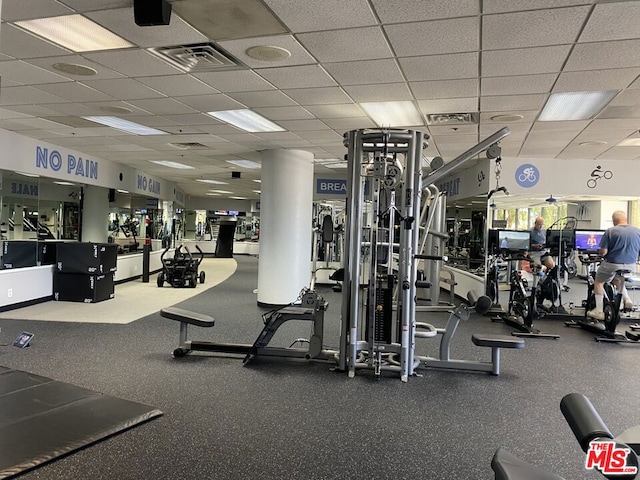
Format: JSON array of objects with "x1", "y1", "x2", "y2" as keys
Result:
[{"x1": 491, "y1": 448, "x2": 565, "y2": 480}]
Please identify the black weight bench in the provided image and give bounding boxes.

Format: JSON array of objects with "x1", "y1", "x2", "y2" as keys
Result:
[{"x1": 472, "y1": 334, "x2": 525, "y2": 375}]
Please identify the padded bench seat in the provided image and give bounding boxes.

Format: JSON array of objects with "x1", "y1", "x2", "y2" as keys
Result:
[
  {"x1": 160, "y1": 307, "x2": 215, "y2": 328},
  {"x1": 472, "y1": 334, "x2": 524, "y2": 349}
]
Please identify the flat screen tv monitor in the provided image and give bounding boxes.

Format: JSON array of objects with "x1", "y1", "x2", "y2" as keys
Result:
[
  {"x1": 575, "y1": 229, "x2": 605, "y2": 252},
  {"x1": 498, "y1": 230, "x2": 530, "y2": 252},
  {"x1": 546, "y1": 229, "x2": 575, "y2": 252}
]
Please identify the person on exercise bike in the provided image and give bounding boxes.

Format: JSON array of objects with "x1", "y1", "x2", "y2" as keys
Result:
[
  {"x1": 587, "y1": 210, "x2": 640, "y2": 320},
  {"x1": 529, "y1": 216, "x2": 556, "y2": 271}
]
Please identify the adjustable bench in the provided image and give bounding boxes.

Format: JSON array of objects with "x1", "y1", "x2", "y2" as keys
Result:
[{"x1": 471, "y1": 334, "x2": 525, "y2": 375}]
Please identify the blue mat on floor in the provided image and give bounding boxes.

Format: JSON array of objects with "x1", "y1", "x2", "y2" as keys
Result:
[{"x1": 0, "y1": 366, "x2": 162, "y2": 479}]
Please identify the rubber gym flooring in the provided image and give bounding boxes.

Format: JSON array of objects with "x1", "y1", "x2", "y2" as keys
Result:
[{"x1": 0, "y1": 255, "x2": 638, "y2": 479}]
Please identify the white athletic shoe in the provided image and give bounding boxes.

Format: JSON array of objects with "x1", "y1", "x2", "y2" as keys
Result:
[
  {"x1": 624, "y1": 300, "x2": 634, "y2": 311},
  {"x1": 587, "y1": 309, "x2": 605, "y2": 321}
]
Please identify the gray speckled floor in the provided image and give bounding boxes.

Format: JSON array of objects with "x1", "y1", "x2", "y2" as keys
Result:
[{"x1": 1, "y1": 256, "x2": 638, "y2": 480}]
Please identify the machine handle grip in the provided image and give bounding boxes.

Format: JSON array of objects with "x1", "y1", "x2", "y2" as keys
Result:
[
  {"x1": 560, "y1": 393, "x2": 614, "y2": 452},
  {"x1": 415, "y1": 254, "x2": 448, "y2": 261}
]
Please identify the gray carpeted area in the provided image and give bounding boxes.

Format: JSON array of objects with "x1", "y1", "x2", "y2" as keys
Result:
[{"x1": 1, "y1": 255, "x2": 639, "y2": 479}]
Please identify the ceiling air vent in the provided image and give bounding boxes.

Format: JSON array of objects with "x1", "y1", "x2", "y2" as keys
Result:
[
  {"x1": 148, "y1": 43, "x2": 246, "y2": 73},
  {"x1": 169, "y1": 142, "x2": 208, "y2": 150},
  {"x1": 426, "y1": 112, "x2": 479, "y2": 125}
]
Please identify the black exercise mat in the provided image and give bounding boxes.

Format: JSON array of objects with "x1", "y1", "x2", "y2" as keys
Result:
[{"x1": 0, "y1": 368, "x2": 162, "y2": 479}]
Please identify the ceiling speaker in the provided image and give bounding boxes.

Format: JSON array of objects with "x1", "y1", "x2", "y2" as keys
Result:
[
  {"x1": 134, "y1": 0, "x2": 172, "y2": 26},
  {"x1": 231, "y1": 171, "x2": 241, "y2": 179}
]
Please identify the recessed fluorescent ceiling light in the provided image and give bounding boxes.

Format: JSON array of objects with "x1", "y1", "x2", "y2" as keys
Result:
[
  {"x1": 206, "y1": 193, "x2": 220, "y2": 196},
  {"x1": 196, "y1": 179, "x2": 229, "y2": 185},
  {"x1": 360, "y1": 101, "x2": 422, "y2": 127},
  {"x1": 229, "y1": 196, "x2": 247, "y2": 200},
  {"x1": 326, "y1": 163, "x2": 348, "y2": 169},
  {"x1": 207, "y1": 109, "x2": 284, "y2": 132},
  {"x1": 538, "y1": 90, "x2": 619, "y2": 121},
  {"x1": 150, "y1": 160, "x2": 194, "y2": 169},
  {"x1": 618, "y1": 138, "x2": 640, "y2": 146},
  {"x1": 16, "y1": 14, "x2": 134, "y2": 53},
  {"x1": 253, "y1": 190, "x2": 261, "y2": 194},
  {"x1": 209, "y1": 190, "x2": 232, "y2": 194},
  {"x1": 226, "y1": 159, "x2": 261, "y2": 169},
  {"x1": 54, "y1": 181, "x2": 75, "y2": 186},
  {"x1": 17, "y1": 171, "x2": 39, "y2": 177},
  {"x1": 117, "y1": 189, "x2": 129, "y2": 194},
  {"x1": 253, "y1": 179, "x2": 261, "y2": 183},
  {"x1": 83, "y1": 116, "x2": 167, "y2": 135}
]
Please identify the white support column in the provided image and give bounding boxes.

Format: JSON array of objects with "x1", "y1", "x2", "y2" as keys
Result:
[
  {"x1": 81, "y1": 185, "x2": 109, "y2": 243},
  {"x1": 257, "y1": 149, "x2": 314, "y2": 306},
  {"x1": 13, "y1": 204, "x2": 24, "y2": 239}
]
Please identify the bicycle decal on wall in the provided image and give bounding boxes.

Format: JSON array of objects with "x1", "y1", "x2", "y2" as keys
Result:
[
  {"x1": 587, "y1": 165, "x2": 613, "y2": 188},
  {"x1": 514, "y1": 163, "x2": 540, "y2": 188}
]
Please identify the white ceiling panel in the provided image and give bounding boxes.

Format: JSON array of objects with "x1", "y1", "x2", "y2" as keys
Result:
[
  {"x1": 192, "y1": 71, "x2": 275, "y2": 93},
  {"x1": 483, "y1": 0, "x2": 590, "y2": 14},
  {"x1": 418, "y1": 97, "x2": 478, "y2": 114},
  {"x1": 171, "y1": 94, "x2": 245, "y2": 112},
  {"x1": 399, "y1": 53, "x2": 479, "y2": 81},
  {"x1": 579, "y1": 2, "x2": 640, "y2": 43},
  {"x1": 597, "y1": 146, "x2": 640, "y2": 160},
  {"x1": 136, "y1": 75, "x2": 218, "y2": 97},
  {"x1": 385, "y1": 17, "x2": 479, "y2": 57},
  {"x1": 275, "y1": 119, "x2": 330, "y2": 131},
  {"x1": 283, "y1": 87, "x2": 353, "y2": 105},
  {"x1": 25, "y1": 55, "x2": 126, "y2": 81},
  {"x1": 156, "y1": 113, "x2": 218, "y2": 126},
  {"x1": 428, "y1": 124, "x2": 478, "y2": 136},
  {"x1": 297, "y1": 130, "x2": 343, "y2": 140},
  {"x1": 252, "y1": 106, "x2": 314, "y2": 120},
  {"x1": 303, "y1": 104, "x2": 365, "y2": 119},
  {"x1": 86, "y1": 8, "x2": 208, "y2": 48},
  {"x1": 0, "y1": 0, "x2": 74, "y2": 22},
  {"x1": 58, "y1": 0, "x2": 131, "y2": 13},
  {"x1": 125, "y1": 97, "x2": 200, "y2": 115},
  {"x1": 84, "y1": 50, "x2": 183, "y2": 78},
  {"x1": 0, "y1": 24, "x2": 71, "y2": 59},
  {"x1": 257, "y1": 65, "x2": 337, "y2": 89},
  {"x1": 482, "y1": 45, "x2": 572, "y2": 76},
  {"x1": 565, "y1": 40, "x2": 640, "y2": 71},
  {"x1": 371, "y1": 0, "x2": 479, "y2": 23},
  {"x1": 262, "y1": 0, "x2": 377, "y2": 32},
  {"x1": 483, "y1": 6, "x2": 589, "y2": 51},
  {"x1": 553, "y1": 68, "x2": 640, "y2": 92},
  {"x1": 481, "y1": 74, "x2": 556, "y2": 96},
  {"x1": 0, "y1": 86, "x2": 69, "y2": 105},
  {"x1": 530, "y1": 120, "x2": 590, "y2": 132},
  {"x1": 322, "y1": 117, "x2": 377, "y2": 130},
  {"x1": 410, "y1": 79, "x2": 479, "y2": 100},
  {"x1": 297, "y1": 27, "x2": 393, "y2": 63},
  {"x1": 33, "y1": 82, "x2": 115, "y2": 102},
  {"x1": 481, "y1": 94, "x2": 546, "y2": 111},
  {"x1": 323, "y1": 59, "x2": 405, "y2": 86},
  {"x1": 81, "y1": 78, "x2": 166, "y2": 100},
  {"x1": 344, "y1": 83, "x2": 413, "y2": 102},
  {"x1": 0, "y1": 107, "x2": 33, "y2": 119},
  {"x1": 0, "y1": 61, "x2": 71, "y2": 85},
  {"x1": 217, "y1": 35, "x2": 316, "y2": 69},
  {"x1": 226, "y1": 90, "x2": 298, "y2": 108}
]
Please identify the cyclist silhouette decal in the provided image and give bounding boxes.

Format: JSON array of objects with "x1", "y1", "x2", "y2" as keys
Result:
[
  {"x1": 587, "y1": 165, "x2": 613, "y2": 188},
  {"x1": 515, "y1": 163, "x2": 540, "y2": 188}
]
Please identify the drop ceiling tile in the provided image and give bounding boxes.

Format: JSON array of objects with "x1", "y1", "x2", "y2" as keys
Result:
[
  {"x1": 81, "y1": 78, "x2": 166, "y2": 100},
  {"x1": 253, "y1": 106, "x2": 315, "y2": 120},
  {"x1": 257, "y1": 65, "x2": 337, "y2": 89},
  {"x1": 86, "y1": 7, "x2": 208, "y2": 48},
  {"x1": 629, "y1": 75, "x2": 640, "y2": 89},
  {"x1": 519, "y1": 145, "x2": 565, "y2": 157},
  {"x1": 428, "y1": 124, "x2": 478, "y2": 136},
  {"x1": 481, "y1": 109, "x2": 538, "y2": 124},
  {"x1": 482, "y1": 45, "x2": 571, "y2": 76},
  {"x1": 565, "y1": 40, "x2": 640, "y2": 71},
  {"x1": 283, "y1": 87, "x2": 353, "y2": 105},
  {"x1": 553, "y1": 68, "x2": 640, "y2": 92},
  {"x1": 39, "y1": 102, "x2": 103, "y2": 116},
  {"x1": 25, "y1": 55, "x2": 125, "y2": 81},
  {"x1": 0, "y1": 24, "x2": 71, "y2": 59},
  {"x1": 483, "y1": 6, "x2": 589, "y2": 50},
  {"x1": 0, "y1": 86, "x2": 69, "y2": 105},
  {"x1": 481, "y1": 94, "x2": 546, "y2": 111},
  {"x1": 0, "y1": 107, "x2": 34, "y2": 119},
  {"x1": 483, "y1": 0, "x2": 590, "y2": 14},
  {"x1": 399, "y1": 52, "x2": 479, "y2": 81},
  {"x1": 136, "y1": 75, "x2": 218, "y2": 97},
  {"x1": 173, "y1": 94, "x2": 245, "y2": 112},
  {"x1": 371, "y1": 0, "x2": 478, "y2": 23},
  {"x1": 410, "y1": 79, "x2": 478, "y2": 100},
  {"x1": 322, "y1": 117, "x2": 377, "y2": 130},
  {"x1": 226, "y1": 90, "x2": 298, "y2": 108},
  {"x1": 0, "y1": 61, "x2": 71, "y2": 85},
  {"x1": 304, "y1": 104, "x2": 364, "y2": 119},
  {"x1": 0, "y1": 78, "x2": 21, "y2": 87},
  {"x1": 598, "y1": 105, "x2": 640, "y2": 119},
  {"x1": 297, "y1": 130, "x2": 343, "y2": 141},
  {"x1": 297, "y1": 27, "x2": 393, "y2": 63},
  {"x1": 605, "y1": 89, "x2": 640, "y2": 107},
  {"x1": 262, "y1": 0, "x2": 377, "y2": 32},
  {"x1": 126, "y1": 97, "x2": 199, "y2": 115},
  {"x1": 323, "y1": 59, "x2": 404, "y2": 86},
  {"x1": 217, "y1": 35, "x2": 315, "y2": 69},
  {"x1": 586, "y1": 118, "x2": 640, "y2": 132},
  {"x1": 597, "y1": 146, "x2": 640, "y2": 160},
  {"x1": 57, "y1": 0, "x2": 132, "y2": 13},
  {"x1": 385, "y1": 17, "x2": 479, "y2": 57},
  {"x1": 84, "y1": 50, "x2": 182, "y2": 78},
  {"x1": 579, "y1": 2, "x2": 640, "y2": 43},
  {"x1": 344, "y1": 83, "x2": 413, "y2": 102},
  {"x1": 156, "y1": 113, "x2": 216, "y2": 126},
  {"x1": 526, "y1": 131, "x2": 580, "y2": 143},
  {"x1": 481, "y1": 74, "x2": 556, "y2": 96},
  {"x1": 1, "y1": 0, "x2": 74, "y2": 21},
  {"x1": 418, "y1": 97, "x2": 478, "y2": 114},
  {"x1": 557, "y1": 145, "x2": 611, "y2": 159},
  {"x1": 81, "y1": 101, "x2": 151, "y2": 116},
  {"x1": 6, "y1": 117, "x2": 72, "y2": 130},
  {"x1": 193, "y1": 71, "x2": 275, "y2": 93},
  {"x1": 33, "y1": 82, "x2": 115, "y2": 102},
  {"x1": 270, "y1": 119, "x2": 329, "y2": 131}
]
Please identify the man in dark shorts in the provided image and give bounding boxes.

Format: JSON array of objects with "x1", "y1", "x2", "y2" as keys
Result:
[
  {"x1": 529, "y1": 216, "x2": 555, "y2": 271},
  {"x1": 587, "y1": 210, "x2": 640, "y2": 320}
]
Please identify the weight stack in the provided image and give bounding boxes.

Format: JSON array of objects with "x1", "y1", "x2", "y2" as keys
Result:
[{"x1": 54, "y1": 243, "x2": 118, "y2": 303}]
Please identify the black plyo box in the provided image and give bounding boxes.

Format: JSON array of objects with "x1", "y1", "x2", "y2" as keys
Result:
[
  {"x1": 53, "y1": 272, "x2": 115, "y2": 303},
  {"x1": 2, "y1": 241, "x2": 38, "y2": 269},
  {"x1": 56, "y1": 243, "x2": 117, "y2": 274}
]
